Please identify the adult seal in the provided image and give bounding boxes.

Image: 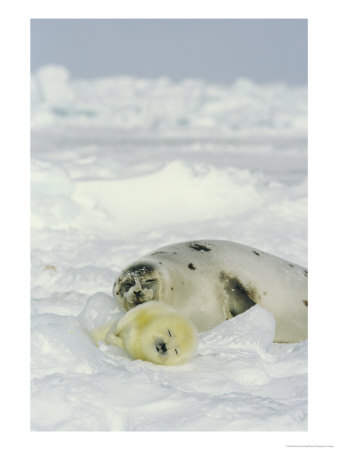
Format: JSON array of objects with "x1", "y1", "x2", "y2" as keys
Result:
[{"x1": 113, "y1": 240, "x2": 308, "y2": 343}]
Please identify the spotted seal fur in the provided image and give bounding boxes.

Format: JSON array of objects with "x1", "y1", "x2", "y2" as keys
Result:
[{"x1": 113, "y1": 240, "x2": 308, "y2": 343}]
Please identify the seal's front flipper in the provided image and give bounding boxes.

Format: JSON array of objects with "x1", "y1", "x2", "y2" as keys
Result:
[
  {"x1": 90, "y1": 319, "x2": 118, "y2": 346},
  {"x1": 105, "y1": 333, "x2": 125, "y2": 350}
]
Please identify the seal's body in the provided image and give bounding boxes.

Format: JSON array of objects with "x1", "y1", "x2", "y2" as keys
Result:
[{"x1": 113, "y1": 240, "x2": 308, "y2": 343}]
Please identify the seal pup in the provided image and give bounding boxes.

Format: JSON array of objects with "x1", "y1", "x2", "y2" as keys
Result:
[
  {"x1": 113, "y1": 240, "x2": 308, "y2": 343},
  {"x1": 91, "y1": 301, "x2": 198, "y2": 365}
]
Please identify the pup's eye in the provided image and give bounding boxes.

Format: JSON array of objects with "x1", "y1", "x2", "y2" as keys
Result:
[
  {"x1": 145, "y1": 279, "x2": 156, "y2": 284},
  {"x1": 123, "y1": 281, "x2": 134, "y2": 289}
]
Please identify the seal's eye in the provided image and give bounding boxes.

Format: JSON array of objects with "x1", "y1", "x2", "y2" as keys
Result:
[
  {"x1": 144, "y1": 279, "x2": 156, "y2": 285},
  {"x1": 122, "y1": 281, "x2": 135, "y2": 290}
]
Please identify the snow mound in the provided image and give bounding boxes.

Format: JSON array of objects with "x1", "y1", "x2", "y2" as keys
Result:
[
  {"x1": 199, "y1": 304, "x2": 276, "y2": 353},
  {"x1": 31, "y1": 295, "x2": 307, "y2": 431},
  {"x1": 79, "y1": 292, "x2": 123, "y2": 330},
  {"x1": 31, "y1": 158, "x2": 307, "y2": 262}
]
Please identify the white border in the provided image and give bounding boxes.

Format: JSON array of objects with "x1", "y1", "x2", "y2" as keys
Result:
[{"x1": 1, "y1": 0, "x2": 337, "y2": 448}]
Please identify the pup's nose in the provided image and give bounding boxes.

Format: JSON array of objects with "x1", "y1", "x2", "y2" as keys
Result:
[
  {"x1": 155, "y1": 341, "x2": 167, "y2": 354},
  {"x1": 134, "y1": 290, "x2": 142, "y2": 298}
]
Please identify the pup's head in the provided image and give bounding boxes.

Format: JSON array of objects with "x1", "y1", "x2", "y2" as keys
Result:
[{"x1": 130, "y1": 311, "x2": 198, "y2": 365}]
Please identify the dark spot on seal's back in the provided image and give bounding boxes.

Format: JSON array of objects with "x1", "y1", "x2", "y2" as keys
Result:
[
  {"x1": 189, "y1": 243, "x2": 211, "y2": 252},
  {"x1": 253, "y1": 250, "x2": 260, "y2": 256},
  {"x1": 304, "y1": 269, "x2": 308, "y2": 278},
  {"x1": 188, "y1": 263, "x2": 196, "y2": 270},
  {"x1": 171, "y1": 287, "x2": 174, "y2": 291},
  {"x1": 219, "y1": 271, "x2": 226, "y2": 281},
  {"x1": 219, "y1": 271, "x2": 258, "y2": 316},
  {"x1": 151, "y1": 251, "x2": 166, "y2": 256},
  {"x1": 288, "y1": 263, "x2": 294, "y2": 268},
  {"x1": 303, "y1": 300, "x2": 308, "y2": 307}
]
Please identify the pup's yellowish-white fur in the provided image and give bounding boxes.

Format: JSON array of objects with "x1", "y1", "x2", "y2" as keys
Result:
[{"x1": 90, "y1": 301, "x2": 198, "y2": 365}]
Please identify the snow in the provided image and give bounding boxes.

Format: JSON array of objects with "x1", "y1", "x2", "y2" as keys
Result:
[{"x1": 31, "y1": 65, "x2": 308, "y2": 431}]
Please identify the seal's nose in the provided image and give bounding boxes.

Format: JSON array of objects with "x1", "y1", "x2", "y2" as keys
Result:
[
  {"x1": 155, "y1": 340, "x2": 167, "y2": 354},
  {"x1": 134, "y1": 290, "x2": 142, "y2": 298}
]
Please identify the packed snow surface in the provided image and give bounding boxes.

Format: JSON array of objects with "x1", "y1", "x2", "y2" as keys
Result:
[{"x1": 31, "y1": 66, "x2": 307, "y2": 431}]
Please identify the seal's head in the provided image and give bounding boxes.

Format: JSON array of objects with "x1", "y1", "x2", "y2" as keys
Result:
[
  {"x1": 113, "y1": 262, "x2": 162, "y2": 311},
  {"x1": 138, "y1": 312, "x2": 198, "y2": 365},
  {"x1": 117, "y1": 302, "x2": 198, "y2": 365}
]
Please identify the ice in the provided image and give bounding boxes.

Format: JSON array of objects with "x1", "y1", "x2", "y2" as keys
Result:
[
  {"x1": 31, "y1": 301, "x2": 307, "y2": 431},
  {"x1": 31, "y1": 66, "x2": 308, "y2": 431},
  {"x1": 199, "y1": 305, "x2": 276, "y2": 353},
  {"x1": 31, "y1": 65, "x2": 307, "y2": 137}
]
